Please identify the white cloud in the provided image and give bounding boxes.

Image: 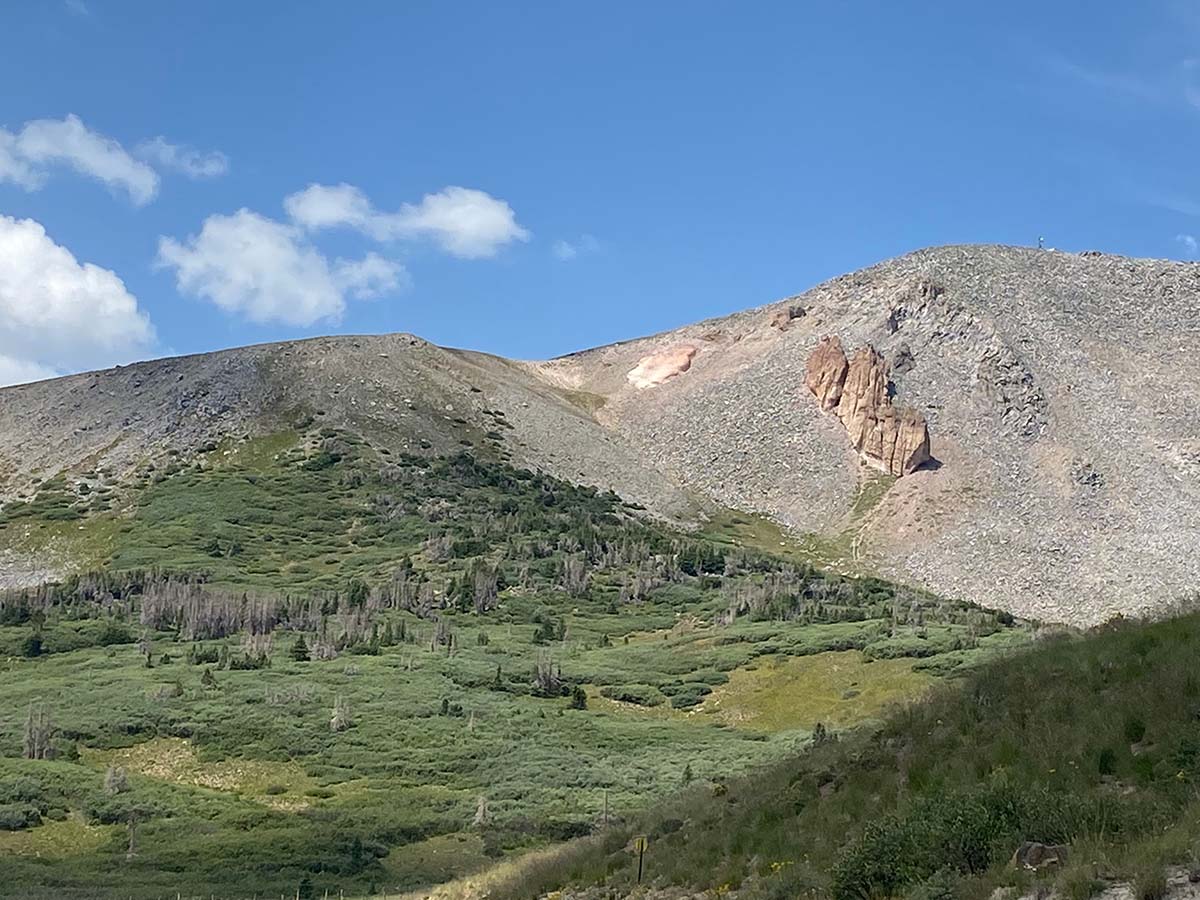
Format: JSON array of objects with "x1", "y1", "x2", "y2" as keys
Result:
[
  {"x1": 0, "y1": 355, "x2": 58, "y2": 387},
  {"x1": 137, "y1": 137, "x2": 229, "y2": 179},
  {"x1": 4, "y1": 114, "x2": 159, "y2": 205},
  {"x1": 334, "y1": 252, "x2": 409, "y2": 299},
  {"x1": 390, "y1": 186, "x2": 530, "y2": 258},
  {"x1": 158, "y1": 209, "x2": 405, "y2": 327},
  {"x1": 1176, "y1": 233, "x2": 1199, "y2": 258},
  {"x1": 0, "y1": 115, "x2": 228, "y2": 203},
  {"x1": 0, "y1": 215, "x2": 155, "y2": 385},
  {"x1": 552, "y1": 234, "x2": 600, "y2": 261},
  {"x1": 285, "y1": 183, "x2": 529, "y2": 258},
  {"x1": 283, "y1": 182, "x2": 375, "y2": 234},
  {"x1": 0, "y1": 130, "x2": 38, "y2": 188}
]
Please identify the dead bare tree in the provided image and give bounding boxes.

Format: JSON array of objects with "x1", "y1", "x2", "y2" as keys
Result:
[
  {"x1": 22, "y1": 703, "x2": 54, "y2": 760},
  {"x1": 330, "y1": 695, "x2": 353, "y2": 732},
  {"x1": 472, "y1": 564, "x2": 499, "y2": 614},
  {"x1": 104, "y1": 765, "x2": 129, "y2": 795}
]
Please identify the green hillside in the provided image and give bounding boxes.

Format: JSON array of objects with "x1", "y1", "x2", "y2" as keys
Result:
[
  {"x1": 0, "y1": 432, "x2": 1022, "y2": 898},
  {"x1": 490, "y1": 610, "x2": 1200, "y2": 900}
]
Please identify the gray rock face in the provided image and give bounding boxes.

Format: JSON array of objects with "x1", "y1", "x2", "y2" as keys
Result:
[
  {"x1": 3, "y1": 244, "x2": 1199, "y2": 626},
  {"x1": 544, "y1": 245, "x2": 1200, "y2": 625}
]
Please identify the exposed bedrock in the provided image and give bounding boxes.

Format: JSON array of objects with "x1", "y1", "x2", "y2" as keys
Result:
[{"x1": 805, "y1": 336, "x2": 931, "y2": 476}]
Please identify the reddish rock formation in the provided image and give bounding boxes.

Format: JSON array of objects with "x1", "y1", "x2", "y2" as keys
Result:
[
  {"x1": 804, "y1": 336, "x2": 850, "y2": 410},
  {"x1": 805, "y1": 338, "x2": 931, "y2": 476}
]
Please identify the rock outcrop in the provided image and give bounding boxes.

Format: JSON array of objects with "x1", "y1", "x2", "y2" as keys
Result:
[
  {"x1": 805, "y1": 336, "x2": 931, "y2": 476},
  {"x1": 804, "y1": 335, "x2": 850, "y2": 410},
  {"x1": 769, "y1": 304, "x2": 806, "y2": 330}
]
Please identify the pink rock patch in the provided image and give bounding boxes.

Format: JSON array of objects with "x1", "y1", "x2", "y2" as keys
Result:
[{"x1": 627, "y1": 345, "x2": 698, "y2": 389}]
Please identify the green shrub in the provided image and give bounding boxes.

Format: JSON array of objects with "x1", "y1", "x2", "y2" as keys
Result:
[
  {"x1": 599, "y1": 684, "x2": 665, "y2": 707},
  {"x1": 1124, "y1": 716, "x2": 1147, "y2": 745},
  {"x1": 832, "y1": 780, "x2": 1116, "y2": 900},
  {"x1": 1134, "y1": 866, "x2": 1168, "y2": 900},
  {"x1": 0, "y1": 803, "x2": 41, "y2": 830}
]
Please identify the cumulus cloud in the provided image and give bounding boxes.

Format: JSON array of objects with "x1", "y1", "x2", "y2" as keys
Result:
[
  {"x1": 137, "y1": 137, "x2": 229, "y2": 179},
  {"x1": 391, "y1": 186, "x2": 530, "y2": 258},
  {"x1": 283, "y1": 182, "x2": 375, "y2": 234},
  {"x1": 284, "y1": 183, "x2": 529, "y2": 258},
  {"x1": 158, "y1": 209, "x2": 405, "y2": 327},
  {"x1": 0, "y1": 215, "x2": 155, "y2": 385}
]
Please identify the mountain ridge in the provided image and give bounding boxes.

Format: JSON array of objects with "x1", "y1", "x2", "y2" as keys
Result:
[{"x1": 4, "y1": 243, "x2": 1199, "y2": 625}]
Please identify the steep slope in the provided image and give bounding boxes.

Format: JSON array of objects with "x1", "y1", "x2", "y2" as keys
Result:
[
  {"x1": 2, "y1": 245, "x2": 1198, "y2": 624},
  {"x1": 478, "y1": 611, "x2": 1200, "y2": 900},
  {"x1": 543, "y1": 245, "x2": 1200, "y2": 624}
]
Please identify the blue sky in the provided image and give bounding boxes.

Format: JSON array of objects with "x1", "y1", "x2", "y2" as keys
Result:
[{"x1": 2, "y1": 1, "x2": 1199, "y2": 384}]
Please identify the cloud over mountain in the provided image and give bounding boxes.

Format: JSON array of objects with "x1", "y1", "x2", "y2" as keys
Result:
[{"x1": 158, "y1": 209, "x2": 405, "y2": 327}]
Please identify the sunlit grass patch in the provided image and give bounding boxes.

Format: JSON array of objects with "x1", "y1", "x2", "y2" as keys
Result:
[
  {"x1": 82, "y1": 737, "x2": 318, "y2": 810},
  {"x1": 213, "y1": 430, "x2": 302, "y2": 471},
  {"x1": 699, "y1": 649, "x2": 933, "y2": 732},
  {"x1": 848, "y1": 471, "x2": 896, "y2": 522},
  {"x1": 0, "y1": 813, "x2": 118, "y2": 859},
  {"x1": 380, "y1": 832, "x2": 490, "y2": 889}
]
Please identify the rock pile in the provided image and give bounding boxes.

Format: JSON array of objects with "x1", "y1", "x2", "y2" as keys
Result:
[{"x1": 804, "y1": 336, "x2": 931, "y2": 476}]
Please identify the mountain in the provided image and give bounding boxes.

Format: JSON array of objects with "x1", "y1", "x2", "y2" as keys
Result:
[{"x1": 3, "y1": 244, "x2": 1199, "y2": 625}]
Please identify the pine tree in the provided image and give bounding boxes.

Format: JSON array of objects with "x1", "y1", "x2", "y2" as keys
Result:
[
  {"x1": 290, "y1": 635, "x2": 310, "y2": 662},
  {"x1": 570, "y1": 685, "x2": 588, "y2": 710}
]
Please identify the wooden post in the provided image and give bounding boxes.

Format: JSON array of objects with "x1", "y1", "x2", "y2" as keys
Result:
[{"x1": 637, "y1": 838, "x2": 646, "y2": 883}]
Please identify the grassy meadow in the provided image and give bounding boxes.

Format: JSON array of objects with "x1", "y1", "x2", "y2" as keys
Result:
[{"x1": 0, "y1": 428, "x2": 1024, "y2": 898}]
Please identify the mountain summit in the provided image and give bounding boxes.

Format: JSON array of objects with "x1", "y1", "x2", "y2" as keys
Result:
[{"x1": 4, "y1": 244, "x2": 1198, "y2": 624}]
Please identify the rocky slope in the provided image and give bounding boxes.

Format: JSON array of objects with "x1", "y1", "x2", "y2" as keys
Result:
[
  {"x1": 541, "y1": 245, "x2": 1200, "y2": 625},
  {"x1": 3, "y1": 244, "x2": 1198, "y2": 624}
]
